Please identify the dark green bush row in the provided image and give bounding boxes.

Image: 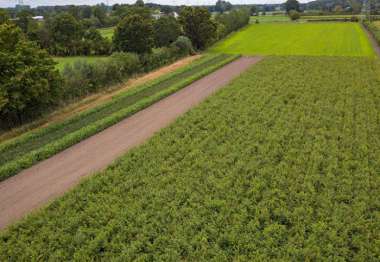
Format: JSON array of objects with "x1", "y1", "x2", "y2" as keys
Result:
[
  {"x1": 61, "y1": 43, "x2": 193, "y2": 100},
  {"x1": 215, "y1": 8, "x2": 251, "y2": 39},
  {"x1": 0, "y1": 54, "x2": 239, "y2": 181},
  {"x1": 306, "y1": 17, "x2": 358, "y2": 22}
]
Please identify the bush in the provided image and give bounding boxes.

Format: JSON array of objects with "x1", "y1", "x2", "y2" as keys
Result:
[
  {"x1": 153, "y1": 16, "x2": 181, "y2": 47},
  {"x1": 140, "y1": 47, "x2": 177, "y2": 72},
  {"x1": 215, "y1": 8, "x2": 250, "y2": 39},
  {"x1": 350, "y1": 16, "x2": 359, "y2": 22},
  {"x1": 289, "y1": 10, "x2": 300, "y2": 21},
  {"x1": 113, "y1": 14, "x2": 154, "y2": 54},
  {"x1": 61, "y1": 53, "x2": 142, "y2": 99},
  {"x1": 171, "y1": 36, "x2": 194, "y2": 56}
]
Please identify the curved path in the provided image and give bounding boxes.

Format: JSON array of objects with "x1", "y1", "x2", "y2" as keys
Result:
[{"x1": 0, "y1": 56, "x2": 262, "y2": 230}]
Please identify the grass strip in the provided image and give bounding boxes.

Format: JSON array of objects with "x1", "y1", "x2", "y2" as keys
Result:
[{"x1": 0, "y1": 54, "x2": 239, "y2": 181}]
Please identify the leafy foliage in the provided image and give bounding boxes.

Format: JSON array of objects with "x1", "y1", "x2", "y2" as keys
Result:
[
  {"x1": 215, "y1": 0, "x2": 233, "y2": 13},
  {"x1": 289, "y1": 10, "x2": 301, "y2": 20},
  {"x1": 171, "y1": 36, "x2": 195, "y2": 56},
  {"x1": 113, "y1": 14, "x2": 154, "y2": 54},
  {"x1": 285, "y1": 0, "x2": 301, "y2": 12},
  {"x1": 179, "y1": 7, "x2": 218, "y2": 50},
  {"x1": 0, "y1": 24, "x2": 61, "y2": 127},
  {"x1": 153, "y1": 16, "x2": 182, "y2": 47},
  {"x1": 0, "y1": 56, "x2": 379, "y2": 260},
  {"x1": 215, "y1": 8, "x2": 250, "y2": 38},
  {"x1": 48, "y1": 12, "x2": 83, "y2": 56},
  {"x1": 0, "y1": 9, "x2": 8, "y2": 24}
]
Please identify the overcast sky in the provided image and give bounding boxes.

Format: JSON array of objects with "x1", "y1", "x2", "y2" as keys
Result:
[{"x1": 0, "y1": 0, "x2": 311, "y2": 8}]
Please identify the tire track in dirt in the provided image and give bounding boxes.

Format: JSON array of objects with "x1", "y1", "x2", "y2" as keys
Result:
[{"x1": 0, "y1": 56, "x2": 262, "y2": 230}]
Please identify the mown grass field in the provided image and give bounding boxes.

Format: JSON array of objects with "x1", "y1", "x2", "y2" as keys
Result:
[
  {"x1": 98, "y1": 27, "x2": 114, "y2": 39},
  {"x1": 54, "y1": 56, "x2": 110, "y2": 71},
  {"x1": 1, "y1": 56, "x2": 379, "y2": 260},
  {"x1": 211, "y1": 23, "x2": 375, "y2": 57},
  {"x1": 0, "y1": 54, "x2": 238, "y2": 181}
]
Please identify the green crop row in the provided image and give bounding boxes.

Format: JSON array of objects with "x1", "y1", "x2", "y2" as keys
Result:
[
  {"x1": 1, "y1": 56, "x2": 379, "y2": 260},
  {"x1": 0, "y1": 54, "x2": 239, "y2": 181}
]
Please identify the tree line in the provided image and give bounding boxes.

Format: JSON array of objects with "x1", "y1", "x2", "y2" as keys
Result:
[{"x1": 0, "y1": 2, "x2": 250, "y2": 129}]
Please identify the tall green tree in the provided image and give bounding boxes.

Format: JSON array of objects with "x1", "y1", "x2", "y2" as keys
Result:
[
  {"x1": 49, "y1": 12, "x2": 82, "y2": 55},
  {"x1": 113, "y1": 14, "x2": 153, "y2": 54},
  {"x1": 215, "y1": 0, "x2": 233, "y2": 13},
  {"x1": 0, "y1": 24, "x2": 61, "y2": 125},
  {"x1": 179, "y1": 7, "x2": 217, "y2": 50},
  {"x1": 81, "y1": 6, "x2": 93, "y2": 19},
  {"x1": 93, "y1": 4, "x2": 107, "y2": 26},
  {"x1": 0, "y1": 9, "x2": 9, "y2": 24},
  {"x1": 16, "y1": 10, "x2": 34, "y2": 33},
  {"x1": 135, "y1": 0, "x2": 145, "y2": 7},
  {"x1": 285, "y1": 0, "x2": 300, "y2": 12},
  {"x1": 153, "y1": 16, "x2": 181, "y2": 47}
]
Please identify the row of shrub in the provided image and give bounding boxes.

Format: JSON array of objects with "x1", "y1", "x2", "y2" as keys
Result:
[
  {"x1": 305, "y1": 17, "x2": 359, "y2": 22},
  {"x1": 215, "y1": 8, "x2": 251, "y2": 40}
]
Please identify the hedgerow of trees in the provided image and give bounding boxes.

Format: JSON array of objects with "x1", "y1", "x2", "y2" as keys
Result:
[{"x1": 0, "y1": 2, "x2": 251, "y2": 129}]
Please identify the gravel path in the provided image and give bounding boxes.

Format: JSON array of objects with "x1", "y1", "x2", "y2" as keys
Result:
[{"x1": 0, "y1": 56, "x2": 262, "y2": 230}]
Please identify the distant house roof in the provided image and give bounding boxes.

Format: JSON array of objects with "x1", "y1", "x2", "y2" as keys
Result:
[
  {"x1": 32, "y1": 16, "x2": 44, "y2": 20},
  {"x1": 152, "y1": 12, "x2": 163, "y2": 19}
]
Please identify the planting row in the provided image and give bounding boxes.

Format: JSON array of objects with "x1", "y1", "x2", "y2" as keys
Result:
[
  {"x1": 1, "y1": 56, "x2": 379, "y2": 260},
  {"x1": 0, "y1": 54, "x2": 239, "y2": 181}
]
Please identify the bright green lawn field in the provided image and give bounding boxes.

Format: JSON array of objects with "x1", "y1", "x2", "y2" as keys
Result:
[{"x1": 211, "y1": 23, "x2": 375, "y2": 57}]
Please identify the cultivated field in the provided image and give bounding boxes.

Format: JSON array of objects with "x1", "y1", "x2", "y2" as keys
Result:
[
  {"x1": 0, "y1": 54, "x2": 238, "y2": 181},
  {"x1": 211, "y1": 23, "x2": 375, "y2": 56},
  {"x1": 1, "y1": 56, "x2": 379, "y2": 260}
]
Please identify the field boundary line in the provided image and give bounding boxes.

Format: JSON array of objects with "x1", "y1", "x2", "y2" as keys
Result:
[{"x1": 361, "y1": 23, "x2": 380, "y2": 58}]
